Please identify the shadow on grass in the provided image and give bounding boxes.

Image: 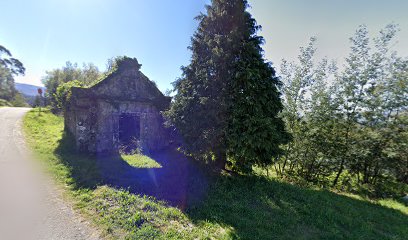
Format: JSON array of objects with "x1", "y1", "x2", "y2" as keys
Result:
[
  {"x1": 55, "y1": 133, "x2": 407, "y2": 239},
  {"x1": 55, "y1": 132, "x2": 210, "y2": 209},
  {"x1": 187, "y1": 174, "x2": 408, "y2": 239}
]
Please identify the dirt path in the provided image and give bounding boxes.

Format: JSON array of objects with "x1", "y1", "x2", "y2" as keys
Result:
[{"x1": 0, "y1": 107, "x2": 100, "y2": 240}]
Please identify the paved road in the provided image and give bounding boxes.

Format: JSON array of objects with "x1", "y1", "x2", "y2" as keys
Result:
[{"x1": 0, "y1": 107, "x2": 100, "y2": 240}]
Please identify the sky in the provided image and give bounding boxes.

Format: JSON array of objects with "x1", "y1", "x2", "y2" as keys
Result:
[{"x1": 1, "y1": 0, "x2": 408, "y2": 92}]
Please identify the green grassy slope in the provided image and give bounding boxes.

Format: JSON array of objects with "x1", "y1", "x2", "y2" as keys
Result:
[{"x1": 23, "y1": 110, "x2": 408, "y2": 239}]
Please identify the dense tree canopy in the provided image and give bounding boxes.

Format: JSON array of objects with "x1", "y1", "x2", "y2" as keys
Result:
[
  {"x1": 167, "y1": 0, "x2": 289, "y2": 172},
  {"x1": 42, "y1": 56, "x2": 140, "y2": 113},
  {"x1": 277, "y1": 24, "x2": 408, "y2": 195},
  {"x1": 42, "y1": 62, "x2": 101, "y2": 112}
]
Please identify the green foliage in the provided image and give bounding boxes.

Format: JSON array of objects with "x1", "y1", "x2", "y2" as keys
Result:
[
  {"x1": 42, "y1": 62, "x2": 101, "y2": 112},
  {"x1": 0, "y1": 98, "x2": 12, "y2": 107},
  {"x1": 0, "y1": 44, "x2": 26, "y2": 105},
  {"x1": 0, "y1": 65, "x2": 16, "y2": 101},
  {"x1": 10, "y1": 92, "x2": 29, "y2": 107},
  {"x1": 277, "y1": 24, "x2": 408, "y2": 194},
  {"x1": 167, "y1": 0, "x2": 289, "y2": 172},
  {"x1": 278, "y1": 37, "x2": 339, "y2": 183},
  {"x1": 55, "y1": 80, "x2": 84, "y2": 110},
  {"x1": 0, "y1": 45, "x2": 25, "y2": 76},
  {"x1": 42, "y1": 57, "x2": 141, "y2": 113}
]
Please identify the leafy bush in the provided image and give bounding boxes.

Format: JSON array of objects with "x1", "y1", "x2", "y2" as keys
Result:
[{"x1": 55, "y1": 80, "x2": 84, "y2": 111}]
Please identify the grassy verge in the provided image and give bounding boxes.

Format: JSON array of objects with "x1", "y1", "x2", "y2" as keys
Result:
[
  {"x1": 24, "y1": 110, "x2": 408, "y2": 239},
  {"x1": 23, "y1": 109, "x2": 227, "y2": 239}
]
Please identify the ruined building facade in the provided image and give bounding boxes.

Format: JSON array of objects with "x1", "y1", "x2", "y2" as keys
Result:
[{"x1": 65, "y1": 58, "x2": 171, "y2": 154}]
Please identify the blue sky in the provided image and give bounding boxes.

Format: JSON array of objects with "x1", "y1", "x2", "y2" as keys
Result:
[{"x1": 1, "y1": 0, "x2": 408, "y2": 92}]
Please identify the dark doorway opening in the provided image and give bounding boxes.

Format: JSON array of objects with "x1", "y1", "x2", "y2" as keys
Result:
[{"x1": 119, "y1": 114, "x2": 140, "y2": 153}]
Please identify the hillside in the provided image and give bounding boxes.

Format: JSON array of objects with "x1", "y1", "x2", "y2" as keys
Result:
[
  {"x1": 15, "y1": 83, "x2": 45, "y2": 96},
  {"x1": 15, "y1": 83, "x2": 46, "y2": 106}
]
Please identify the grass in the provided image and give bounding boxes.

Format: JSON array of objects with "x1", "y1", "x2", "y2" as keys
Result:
[
  {"x1": 23, "y1": 109, "x2": 225, "y2": 239},
  {"x1": 23, "y1": 109, "x2": 408, "y2": 239},
  {"x1": 121, "y1": 154, "x2": 162, "y2": 168}
]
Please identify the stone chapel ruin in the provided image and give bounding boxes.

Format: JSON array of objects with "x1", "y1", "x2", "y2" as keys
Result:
[{"x1": 64, "y1": 57, "x2": 171, "y2": 154}]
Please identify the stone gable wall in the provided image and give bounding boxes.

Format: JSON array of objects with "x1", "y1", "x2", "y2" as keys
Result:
[{"x1": 64, "y1": 58, "x2": 171, "y2": 154}]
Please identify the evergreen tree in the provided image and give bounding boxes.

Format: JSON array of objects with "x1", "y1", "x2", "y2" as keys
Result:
[{"x1": 167, "y1": 0, "x2": 289, "y2": 171}]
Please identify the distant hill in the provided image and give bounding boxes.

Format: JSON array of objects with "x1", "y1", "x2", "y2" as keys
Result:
[
  {"x1": 15, "y1": 83, "x2": 46, "y2": 97},
  {"x1": 15, "y1": 83, "x2": 46, "y2": 106}
]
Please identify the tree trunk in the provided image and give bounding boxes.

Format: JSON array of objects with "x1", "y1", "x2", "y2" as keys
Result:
[
  {"x1": 214, "y1": 149, "x2": 227, "y2": 171},
  {"x1": 332, "y1": 159, "x2": 345, "y2": 187},
  {"x1": 281, "y1": 143, "x2": 292, "y2": 174}
]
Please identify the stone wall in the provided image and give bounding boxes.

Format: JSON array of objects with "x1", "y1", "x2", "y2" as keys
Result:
[
  {"x1": 66, "y1": 99, "x2": 169, "y2": 154},
  {"x1": 64, "y1": 57, "x2": 171, "y2": 154}
]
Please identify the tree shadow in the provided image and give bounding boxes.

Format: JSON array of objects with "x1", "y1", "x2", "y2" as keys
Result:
[
  {"x1": 186, "y1": 174, "x2": 408, "y2": 239},
  {"x1": 55, "y1": 132, "x2": 210, "y2": 209},
  {"x1": 55, "y1": 133, "x2": 407, "y2": 239}
]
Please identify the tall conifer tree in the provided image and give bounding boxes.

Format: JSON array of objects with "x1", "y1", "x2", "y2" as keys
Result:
[{"x1": 167, "y1": 0, "x2": 289, "y2": 171}]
